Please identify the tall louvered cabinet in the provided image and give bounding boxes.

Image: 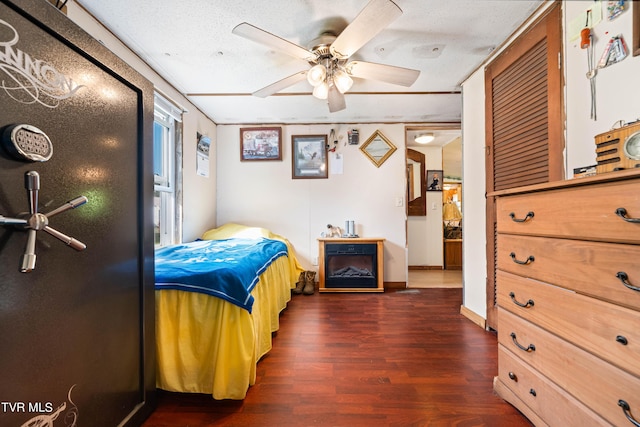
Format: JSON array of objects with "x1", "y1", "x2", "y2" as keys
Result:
[{"x1": 490, "y1": 170, "x2": 640, "y2": 427}]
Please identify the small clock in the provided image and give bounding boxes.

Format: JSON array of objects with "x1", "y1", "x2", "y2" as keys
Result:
[
  {"x1": 623, "y1": 131, "x2": 640, "y2": 160},
  {"x1": 1, "y1": 124, "x2": 53, "y2": 162}
]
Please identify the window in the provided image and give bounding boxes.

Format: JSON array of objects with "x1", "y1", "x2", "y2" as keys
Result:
[{"x1": 154, "y1": 93, "x2": 182, "y2": 247}]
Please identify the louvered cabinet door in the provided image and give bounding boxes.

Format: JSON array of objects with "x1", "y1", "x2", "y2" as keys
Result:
[{"x1": 484, "y1": 2, "x2": 563, "y2": 329}]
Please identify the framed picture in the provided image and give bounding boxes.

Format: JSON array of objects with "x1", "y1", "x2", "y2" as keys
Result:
[
  {"x1": 291, "y1": 135, "x2": 328, "y2": 179},
  {"x1": 426, "y1": 170, "x2": 443, "y2": 191},
  {"x1": 360, "y1": 130, "x2": 397, "y2": 167},
  {"x1": 240, "y1": 127, "x2": 282, "y2": 161}
]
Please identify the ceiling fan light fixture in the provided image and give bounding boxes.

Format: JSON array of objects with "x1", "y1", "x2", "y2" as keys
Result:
[
  {"x1": 313, "y1": 81, "x2": 329, "y2": 99},
  {"x1": 415, "y1": 133, "x2": 435, "y2": 144},
  {"x1": 333, "y1": 68, "x2": 353, "y2": 94},
  {"x1": 307, "y1": 64, "x2": 327, "y2": 87}
]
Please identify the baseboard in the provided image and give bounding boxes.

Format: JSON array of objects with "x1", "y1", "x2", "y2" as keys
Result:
[
  {"x1": 460, "y1": 305, "x2": 486, "y2": 329},
  {"x1": 408, "y1": 265, "x2": 443, "y2": 270},
  {"x1": 384, "y1": 281, "x2": 406, "y2": 290}
]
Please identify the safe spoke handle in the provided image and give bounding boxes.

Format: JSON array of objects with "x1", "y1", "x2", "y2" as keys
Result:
[
  {"x1": 20, "y1": 229, "x2": 37, "y2": 273},
  {"x1": 0, "y1": 171, "x2": 89, "y2": 272},
  {"x1": 45, "y1": 196, "x2": 88, "y2": 218},
  {"x1": 43, "y1": 226, "x2": 86, "y2": 251},
  {"x1": 0, "y1": 215, "x2": 27, "y2": 226},
  {"x1": 25, "y1": 170, "x2": 40, "y2": 215}
]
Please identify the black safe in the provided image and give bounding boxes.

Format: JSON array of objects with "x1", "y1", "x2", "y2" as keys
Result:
[{"x1": 0, "y1": 1, "x2": 156, "y2": 425}]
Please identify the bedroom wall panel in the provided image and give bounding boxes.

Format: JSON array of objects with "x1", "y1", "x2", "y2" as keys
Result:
[{"x1": 215, "y1": 124, "x2": 408, "y2": 284}]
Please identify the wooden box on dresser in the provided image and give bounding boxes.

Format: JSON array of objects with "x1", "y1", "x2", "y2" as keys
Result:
[{"x1": 491, "y1": 169, "x2": 640, "y2": 427}]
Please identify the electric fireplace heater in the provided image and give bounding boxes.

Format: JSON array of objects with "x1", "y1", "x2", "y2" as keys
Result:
[{"x1": 324, "y1": 243, "x2": 377, "y2": 288}]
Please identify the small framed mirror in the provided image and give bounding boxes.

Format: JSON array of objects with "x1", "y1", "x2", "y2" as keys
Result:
[{"x1": 360, "y1": 130, "x2": 397, "y2": 167}]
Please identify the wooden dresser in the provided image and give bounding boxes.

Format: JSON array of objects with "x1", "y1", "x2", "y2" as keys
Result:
[{"x1": 491, "y1": 170, "x2": 640, "y2": 426}]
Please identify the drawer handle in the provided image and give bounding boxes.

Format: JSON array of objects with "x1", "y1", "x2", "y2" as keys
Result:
[
  {"x1": 616, "y1": 335, "x2": 629, "y2": 345},
  {"x1": 616, "y1": 208, "x2": 640, "y2": 224},
  {"x1": 508, "y1": 371, "x2": 518, "y2": 382},
  {"x1": 510, "y1": 332, "x2": 536, "y2": 352},
  {"x1": 529, "y1": 389, "x2": 537, "y2": 397},
  {"x1": 509, "y1": 292, "x2": 534, "y2": 308},
  {"x1": 617, "y1": 272, "x2": 640, "y2": 292},
  {"x1": 618, "y1": 400, "x2": 640, "y2": 427},
  {"x1": 509, "y1": 211, "x2": 534, "y2": 223},
  {"x1": 510, "y1": 252, "x2": 535, "y2": 265}
]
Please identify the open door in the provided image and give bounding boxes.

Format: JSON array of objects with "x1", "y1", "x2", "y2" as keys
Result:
[{"x1": 0, "y1": 1, "x2": 155, "y2": 425}]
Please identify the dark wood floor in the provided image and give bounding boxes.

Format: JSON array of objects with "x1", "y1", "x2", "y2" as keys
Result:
[{"x1": 142, "y1": 288, "x2": 533, "y2": 427}]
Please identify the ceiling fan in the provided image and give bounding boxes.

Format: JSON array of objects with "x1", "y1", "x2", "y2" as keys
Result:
[{"x1": 232, "y1": 0, "x2": 421, "y2": 113}]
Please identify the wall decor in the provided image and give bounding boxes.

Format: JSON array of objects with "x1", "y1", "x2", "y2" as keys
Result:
[
  {"x1": 196, "y1": 133, "x2": 210, "y2": 177},
  {"x1": 348, "y1": 129, "x2": 359, "y2": 145},
  {"x1": 427, "y1": 170, "x2": 443, "y2": 191},
  {"x1": 291, "y1": 134, "x2": 328, "y2": 179},
  {"x1": 360, "y1": 130, "x2": 396, "y2": 167},
  {"x1": 240, "y1": 127, "x2": 282, "y2": 161}
]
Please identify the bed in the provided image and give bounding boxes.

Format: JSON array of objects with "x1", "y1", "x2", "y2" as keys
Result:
[{"x1": 154, "y1": 223, "x2": 304, "y2": 399}]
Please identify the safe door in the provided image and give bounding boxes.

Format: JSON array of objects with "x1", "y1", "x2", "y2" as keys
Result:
[{"x1": 0, "y1": 1, "x2": 155, "y2": 426}]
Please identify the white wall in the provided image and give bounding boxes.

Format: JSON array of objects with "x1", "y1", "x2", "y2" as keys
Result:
[
  {"x1": 461, "y1": 71, "x2": 487, "y2": 317},
  {"x1": 461, "y1": 1, "x2": 640, "y2": 320},
  {"x1": 407, "y1": 145, "x2": 444, "y2": 267},
  {"x1": 565, "y1": 1, "x2": 640, "y2": 174},
  {"x1": 216, "y1": 124, "x2": 408, "y2": 282},
  {"x1": 67, "y1": 4, "x2": 217, "y2": 242}
]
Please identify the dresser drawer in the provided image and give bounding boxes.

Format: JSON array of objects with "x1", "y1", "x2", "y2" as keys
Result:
[
  {"x1": 496, "y1": 179, "x2": 640, "y2": 244},
  {"x1": 497, "y1": 234, "x2": 640, "y2": 311},
  {"x1": 497, "y1": 270, "x2": 640, "y2": 378},
  {"x1": 496, "y1": 345, "x2": 611, "y2": 427},
  {"x1": 498, "y1": 309, "x2": 640, "y2": 426}
]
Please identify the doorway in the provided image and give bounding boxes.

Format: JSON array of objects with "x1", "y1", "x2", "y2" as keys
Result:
[{"x1": 405, "y1": 126, "x2": 462, "y2": 288}]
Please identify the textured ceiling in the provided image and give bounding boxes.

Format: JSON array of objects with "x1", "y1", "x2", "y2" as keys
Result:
[{"x1": 75, "y1": 0, "x2": 543, "y2": 126}]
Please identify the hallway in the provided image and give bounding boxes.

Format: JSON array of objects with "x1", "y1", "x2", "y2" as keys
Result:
[{"x1": 408, "y1": 269, "x2": 462, "y2": 288}]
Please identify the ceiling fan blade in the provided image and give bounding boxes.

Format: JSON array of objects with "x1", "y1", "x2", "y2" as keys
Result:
[
  {"x1": 347, "y1": 61, "x2": 420, "y2": 87},
  {"x1": 232, "y1": 22, "x2": 316, "y2": 62},
  {"x1": 252, "y1": 71, "x2": 308, "y2": 98},
  {"x1": 327, "y1": 86, "x2": 346, "y2": 113},
  {"x1": 330, "y1": 0, "x2": 403, "y2": 59}
]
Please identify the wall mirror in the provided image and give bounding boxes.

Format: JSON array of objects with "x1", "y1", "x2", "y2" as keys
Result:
[
  {"x1": 407, "y1": 148, "x2": 426, "y2": 216},
  {"x1": 360, "y1": 130, "x2": 397, "y2": 167}
]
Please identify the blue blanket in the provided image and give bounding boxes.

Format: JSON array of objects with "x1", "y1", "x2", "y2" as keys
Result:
[{"x1": 154, "y1": 238, "x2": 288, "y2": 312}]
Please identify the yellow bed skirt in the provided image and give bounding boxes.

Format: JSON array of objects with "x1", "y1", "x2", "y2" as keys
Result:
[{"x1": 155, "y1": 254, "x2": 293, "y2": 399}]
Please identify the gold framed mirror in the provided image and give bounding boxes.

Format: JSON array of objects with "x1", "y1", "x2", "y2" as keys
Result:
[{"x1": 360, "y1": 130, "x2": 396, "y2": 167}]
